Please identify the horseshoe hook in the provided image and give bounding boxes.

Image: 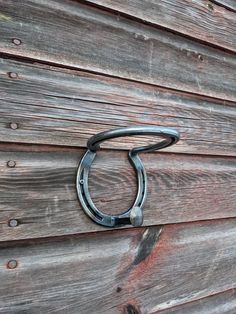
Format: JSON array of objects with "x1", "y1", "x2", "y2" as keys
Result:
[{"x1": 76, "y1": 126, "x2": 180, "y2": 227}]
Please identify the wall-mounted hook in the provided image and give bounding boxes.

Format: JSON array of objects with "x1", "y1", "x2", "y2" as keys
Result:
[{"x1": 76, "y1": 126, "x2": 180, "y2": 228}]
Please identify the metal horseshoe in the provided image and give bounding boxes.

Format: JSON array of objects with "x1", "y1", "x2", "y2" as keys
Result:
[{"x1": 76, "y1": 126, "x2": 180, "y2": 228}]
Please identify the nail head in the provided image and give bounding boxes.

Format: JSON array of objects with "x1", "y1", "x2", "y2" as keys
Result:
[
  {"x1": 8, "y1": 219, "x2": 19, "y2": 227},
  {"x1": 7, "y1": 160, "x2": 16, "y2": 168},
  {"x1": 8, "y1": 72, "x2": 18, "y2": 79},
  {"x1": 7, "y1": 260, "x2": 18, "y2": 269},
  {"x1": 130, "y1": 206, "x2": 143, "y2": 227},
  {"x1": 198, "y1": 54, "x2": 203, "y2": 61},
  {"x1": 10, "y1": 122, "x2": 18, "y2": 130},
  {"x1": 12, "y1": 38, "x2": 22, "y2": 46}
]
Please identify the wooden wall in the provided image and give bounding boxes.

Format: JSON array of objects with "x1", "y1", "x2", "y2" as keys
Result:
[{"x1": 0, "y1": 1, "x2": 235, "y2": 313}]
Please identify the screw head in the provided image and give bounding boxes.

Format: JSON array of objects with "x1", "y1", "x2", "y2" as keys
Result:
[
  {"x1": 8, "y1": 219, "x2": 19, "y2": 227},
  {"x1": 9, "y1": 122, "x2": 18, "y2": 130},
  {"x1": 8, "y1": 72, "x2": 18, "y2": 79},
  {"x1": 12, "y1": 38, "x2": 22, "y2": 46},
  {"x1": 198, "y1": 54, "x2": 204, "y2": 61},
  {"x1": 7, "y1": 160, "x2": 16, "y2": 168},
  {"x1": 7, "y1": 260, "x2": 18, "y2": 269}
]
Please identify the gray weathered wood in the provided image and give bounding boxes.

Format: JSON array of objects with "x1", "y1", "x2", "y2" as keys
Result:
[
  {"x1": 0, "y1": 59, "x2": 236, "y2": 156},
  {"x1": 86, "y1": 0, "x2": 236, "y2": 52},
  {"x1": 155, "y1": 289, "x2": 236, "y2": 313},
  {"x1": 0, "y1": 219, "x2": 236, "y2": 313},
  {"x1": 0, "y1": 144, "x2": 235, "y2": 241},
  {"x1": 0, "y1": 1, "x2": 235, "y2": 313},
  {"x1": 0, "y1": 1, "x2": 235, "y2": 101}
]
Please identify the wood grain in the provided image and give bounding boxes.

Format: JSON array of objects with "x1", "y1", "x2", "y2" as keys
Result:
[
  {"x1": 0, "y1": 219, "x2": 236, "y2": 313},
  {"x1": 0, "y1": 1, "x2": 235, "y2": 101},
  {"x1": 0, "y1": 145, "x2": 235, "y2": 241},
  {"x1": 155, "y1": 288, "x2": 236, "y2": 313},
  {"x1": 0, "y1": 58, "x2": 236, "y2": 156},
  {"x1": 86, "y1": 0, "x2": 236, "y2": 52}
]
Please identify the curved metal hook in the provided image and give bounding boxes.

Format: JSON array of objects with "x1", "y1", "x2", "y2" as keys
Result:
[{"x1": 76, "y1": 126, "x2": 180, "y2": 227}]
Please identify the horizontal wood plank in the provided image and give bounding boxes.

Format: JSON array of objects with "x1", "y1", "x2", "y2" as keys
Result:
[
  {"x1": 0, "y1": 59, "x2": 236, "y2": 156},
  {"x1": 86, "y1": 0, "x2": 236, "y2": 52},
  {"x1": 0, "y1": 219, "x2": 236, "y2": 313},
  {"x1": 0, "y1": 1, "x2": 235, "y2": 101},
  {"x1": 0, "y1": 145, "x2": 235, "y2": 241},
  {"x1": 156, "y1": 288, "x2": 236, "y2": 314}
]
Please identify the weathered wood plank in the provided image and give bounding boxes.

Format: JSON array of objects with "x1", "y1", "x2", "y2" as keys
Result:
[
  {"x1": 0, "y1": 59, "x2": 236, "y2": 156},
  {"x1": 0, "y1": 219, "x2": 236, "y2": 313},
  {"x1": 86, "y1": 0, "x2": 236, "y2": 52},
  {"x1": 0, "y1": 145, "x2": 235, "y2": 241},
  {"x1": 0, "y1": 1, "x2": 235, "y2": 101},
  {"x1": 155, "y1": 289, "x2": 236, "y2": 313}
]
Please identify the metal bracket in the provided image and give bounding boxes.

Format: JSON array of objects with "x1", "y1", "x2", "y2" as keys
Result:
[{"x1": 76, "y1": 126, "x2": 180, "y2": 228}]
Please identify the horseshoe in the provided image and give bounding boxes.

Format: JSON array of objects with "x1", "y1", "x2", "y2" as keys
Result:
[{"x1": 76, "y1": 126, "x2": 180, "y2": 227}]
